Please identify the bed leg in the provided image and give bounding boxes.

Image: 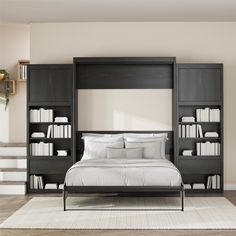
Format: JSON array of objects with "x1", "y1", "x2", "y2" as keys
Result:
[
  {"x1": 181, "y1": 188, "x2": 185, "y2": 211},
  {"x1": 63, "y1": 187, "x2": 68, "y2": 211}
]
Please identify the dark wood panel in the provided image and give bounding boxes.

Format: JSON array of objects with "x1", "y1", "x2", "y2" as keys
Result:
[
  {"x1": 28, "y1": 64, "x2": 73, "y2": 102},
  {"x1": 178, "y1": 64, "x2": 223, "y2": 102},
  {"x1": 178, "y1": 159, "x2": 221, "y2": 174},
  {"x1": 29, "y1": 159, "x2": 73, "y2": 174},
  {"x1": 75, "y1": 57, "x2": 176, "y2": 89}
]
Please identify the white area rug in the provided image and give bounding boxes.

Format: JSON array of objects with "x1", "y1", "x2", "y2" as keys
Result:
[{"x1": 1, "y1": 196, "x2": 236, "y2": 229}]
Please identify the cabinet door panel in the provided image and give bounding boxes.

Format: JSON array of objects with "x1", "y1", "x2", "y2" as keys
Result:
[
  {"x1": 29, "y1": 69, "x2": 53, "y2": 102},
  {"x1": 178, "y1": 68, "x2": 221, "y2": 102},
  {"x1": 50, "y1": 69, "x2": 72, "y2": 102}
]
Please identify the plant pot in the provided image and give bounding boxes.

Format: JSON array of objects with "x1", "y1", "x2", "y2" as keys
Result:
[{"x1": 0, "y1": 73, "x2": 5, "y2": 80}]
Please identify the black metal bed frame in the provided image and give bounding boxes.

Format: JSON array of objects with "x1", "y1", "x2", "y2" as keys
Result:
[{"x1": 63, "y1": 184, "x2": 185, "y2": 211}]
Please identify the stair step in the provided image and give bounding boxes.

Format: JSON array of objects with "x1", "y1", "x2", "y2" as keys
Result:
[
  {"x1": 0, "y1": 158, "x2": 27, "y2": 168},
  {"x1": 0, "y1": 156, "x2": 26, "y2": 159},
  {"x1": 0, "y1": 168, "x2": 27, "y2": 172},
  {"x1": 0, "y1": 182, "x2": 26, "y2": 195},
  {"x1": 0, "y1": 143, "x2": 26, "y2": 147},
  {"x1": 0, "y1": 171, "x2": 27, "y2": 181},
  {"x1": 0, "y1": 181, "x2": 26, "y2": 185},
  {"x1": 0, "y1": 147, "x2": 26, "y2": 156}
]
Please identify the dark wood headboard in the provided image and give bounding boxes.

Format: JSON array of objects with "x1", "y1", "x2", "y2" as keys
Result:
[{"x1": 76, "y1": 130, "x2": 173, "y2": 162}]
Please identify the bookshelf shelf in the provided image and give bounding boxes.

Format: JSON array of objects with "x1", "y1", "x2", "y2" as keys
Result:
[
  {"x1": 29, "y1": 156, "x2": 71, "y2": 160},
  {"x1": 175, "y1": 64, "x2": 223, "y2": 193}
]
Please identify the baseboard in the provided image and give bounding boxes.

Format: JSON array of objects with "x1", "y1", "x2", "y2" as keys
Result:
[{"x1": 224, "y1": 184, "x2": 236, "y2": 190}]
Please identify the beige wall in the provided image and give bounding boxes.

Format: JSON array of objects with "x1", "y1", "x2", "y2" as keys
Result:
[
  {"x1": 0, "y1": 24, "x2": 30, "y2": 143},
  {"x1": 30, "y1": 22, "x2": 236, "y2": 186}
]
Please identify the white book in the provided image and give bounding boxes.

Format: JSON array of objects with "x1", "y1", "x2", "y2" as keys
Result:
[
  {"x1": 68, "y1": 125, "x2": 71, "y2": 138},
  {"x1": 37, "y1": 110, "x2": 40, "y2": 122},
  {"x1": 186, "y1": 125, "x2": 190, "y2": 138},
  {"x1": 196, "y1": 109, "x2": 201, "y2": 122},
  {"x1": 218, "y1": 143, "x2": 221, "y2": 155},
  {"x1": 207, "y1": 176, "x2": 212, "y2": 189},
  {"x1": 184, "y1": 184, "x2": 191, "y2": 189},
  {"x1": 64, "y1": 125, "x2": 68, "y2": 138},
  {"x1": 196, "y1": 143, "x2": 201, "y2": 156},
  {"x1": 179, "y1": 125, "x2": 181, "y2": 138},
  {"x1": 206, "y1": 141, "x2": 211, "y2": 155},
  {"x1": 34, "y1": 175, "x2": 38, "y2": 189},
  {"x1": 49, "y1": 143, "x2": 53, "y2": 156},
  {"x1": 47, "y1": 125, "x2": 52, "y2": 138},
  {"x1": 193, "y1": 183, "x2": 205, "y2": 189},
  {"x1": 50, "y1": 110, "x2": 53, "y2": 122},
  {"x1": 45, "y1": 183, "x2": 58, "y2": 189},
  {"x1": 182, "y1": 125, "x2": 185, "y2": 138},
  {"x1": 193, "y1": 124, "x2": 197, "y2": 138},
  {"x1": 216, "y1": 109, "x2": 220, "y2": 122},
  {"x1": 60, "y1": 125, "x2": 64, "y2": 138},
  {"x1": 212, "y1": 175, "x2": 217, "y2": 189},
  {"x1": 198, "y1": 125, "x2": 203, "y2": 138}
]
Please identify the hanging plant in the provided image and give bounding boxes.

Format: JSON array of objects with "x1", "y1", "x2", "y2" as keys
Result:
[{"x1": 0, "y1": 69, "x2": 11, "y2": 110}]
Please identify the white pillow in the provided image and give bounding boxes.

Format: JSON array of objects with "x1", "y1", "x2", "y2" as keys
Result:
[
  {"x1": 82, "y1": 136, "x2": 124, "y2": 160},
  {"x1": 82, "y1": 133, "x2": 124, "y2": 139},
  {"x1": 125, "y1": 138, "x2": 165, "y2": 159},
  {"x1": 124, "y1": 133, "x2": 168, "y2": 140},
  {"x1": 106, "y1": 147, "x2": 143, "y2": 159}
]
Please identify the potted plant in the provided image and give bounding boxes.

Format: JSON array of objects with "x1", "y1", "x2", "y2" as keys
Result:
[{"x1": 0, "y1": 69, "x2": 11, "y2": 109}]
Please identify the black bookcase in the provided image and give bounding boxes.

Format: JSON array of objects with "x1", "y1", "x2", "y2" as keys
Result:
[
  {"x1": 174, "y1": 64, "x2": 223, "y2": 192},
  {"x1": 27, "y1": 64, "x2": 77, "y2": 193}
]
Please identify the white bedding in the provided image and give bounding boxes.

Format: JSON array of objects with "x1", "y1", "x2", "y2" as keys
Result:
[{"x1": 65, "y1": 159, "x2": 182, "y2": 187}]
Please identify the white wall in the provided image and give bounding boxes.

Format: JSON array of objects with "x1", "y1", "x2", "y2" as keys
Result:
[
  {"x1": 30, "y1": 22, "x2": 236, "y2": 185},
  {"x1": 78, "y1": 89, "x2": 172, "y2": 131},
  {"x1": 0, "y1": 24, "x2": 30, "y2": 143}
]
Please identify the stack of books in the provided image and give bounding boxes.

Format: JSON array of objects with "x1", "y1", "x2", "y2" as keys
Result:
[
  {"x1": 30, "y1": 142, "x2": 53, "y2": 156},
  {"x1": 207, "y1": 175, "x2": 221, "y2": 189},
  {"x1": 181, "y1": 116, "x2": 195, "y2": 122},
  {"x1": 30, "y1": 175, "x2": 44, "y2": 189},
  {"x1": 182, "y1": 150, "x2": 193, "y2": 156},
  {"x1": 196, "y1": 142, "x2": 220, "y2": 156},
  {"x1": 30, "y1": 108, "x2": 53, "y2": 122},
  {"x1": 47, "y1": 124, "x2": 71, "y2": 138},
  {"x1": 196, "y1": 108, "x2": 220, "y2": 122}
]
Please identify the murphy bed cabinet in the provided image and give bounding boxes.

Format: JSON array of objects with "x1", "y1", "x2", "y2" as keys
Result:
[
  {"x1": 174, "y1": 64, "x2": 223, "y2": 193},
  {"x1": 27, "y1": 64, "x2": 76, "y2": 193}
]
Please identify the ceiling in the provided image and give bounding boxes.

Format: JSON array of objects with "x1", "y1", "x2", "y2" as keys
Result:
[{"x1": 1, "y1": 0, "x2": 236, "y2": 23}]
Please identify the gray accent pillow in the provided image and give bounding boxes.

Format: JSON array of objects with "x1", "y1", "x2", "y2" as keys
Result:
[
  {"x1": 125, "y1": 138, "x2": 166, "y2": 159},
  {"x1": 106, "y1": 147, "x2": 143, "y2": 159}
]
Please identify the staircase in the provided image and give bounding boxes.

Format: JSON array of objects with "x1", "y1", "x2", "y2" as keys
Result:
[{"x1": 0, "y1": 143, "x2": 27, "y2": 195}]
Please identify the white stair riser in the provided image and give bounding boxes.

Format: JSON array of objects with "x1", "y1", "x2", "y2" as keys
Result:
[
  {"x1": 0, "y1": 184, "x2": 26, "y2": 195},
  {"x1": 0, "y1": 147, "x2": 26, "y2": 156},
  {"x1": 0, "y1": 172, "x2": 27, "y2": 181},
  {"x1": 0, "y1": 159, "x2": 26, "y2": 168}
]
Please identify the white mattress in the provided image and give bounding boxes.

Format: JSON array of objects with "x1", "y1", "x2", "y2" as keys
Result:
[{"x1": 65, "y1": 159, "x2": 182, "y2": 187}]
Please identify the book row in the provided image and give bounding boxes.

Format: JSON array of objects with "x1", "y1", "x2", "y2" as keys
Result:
[
  {"x1": 179, "y1": 124, "x2": 203, "y2": 138},
  {"x1": 184, "y1": 175, "x2": 220, "y2": 189},
  {"x1": 196, "y1": 108, "x2": 220, "y2": 122},
  {"x1": 47, "y1": 125, "x2": 71, "y2": 138},
  {"x1": 19, "y1": 64, "x2": 28, "y2": 80},
  {"x1": 196, "y1": 142, "x2": 221, "y2": 156},
  {"x1": 29, "y1": 175, "x2": 63, "y2": 190},
  {"x1": 30, "y1": 142, "x2": 53, "y2": 156},
  {"x1": 30, "y1": 108, "x2": 53, "y2": 122}
]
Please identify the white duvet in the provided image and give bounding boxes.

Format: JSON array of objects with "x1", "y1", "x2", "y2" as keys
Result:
[{"x1": 65, "y1": 159, "x2": 182, "y2": 187}]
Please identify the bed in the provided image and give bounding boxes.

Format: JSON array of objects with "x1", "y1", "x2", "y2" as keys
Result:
[{"x1": 63, "y1": 131, "x2": 185, "y2": 211}]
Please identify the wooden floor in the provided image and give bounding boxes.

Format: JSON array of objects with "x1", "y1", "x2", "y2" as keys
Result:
[{"x1": 0, "y1": 191, "x2": 236, "y2": 236}]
